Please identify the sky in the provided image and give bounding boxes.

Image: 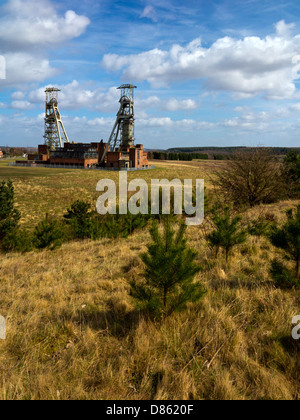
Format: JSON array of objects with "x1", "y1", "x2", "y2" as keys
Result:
[{"x1": 0, "y1": 0, "x2": 300, "y2": 149}]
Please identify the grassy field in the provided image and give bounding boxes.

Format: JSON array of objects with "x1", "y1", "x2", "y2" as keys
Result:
[
  {"x1": 0, "y1": 159, "x2": 299, "y2": 400},
  {"x1": 0, "y1": 160, "x2": 223, "y2": 227}
]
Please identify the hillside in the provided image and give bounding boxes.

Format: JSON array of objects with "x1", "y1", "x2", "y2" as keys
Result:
[{"x1": 0, "y1": 159, "x2": 299, "y2": 400}]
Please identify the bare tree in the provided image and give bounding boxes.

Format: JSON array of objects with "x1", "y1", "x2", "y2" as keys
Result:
[{"x1": 213, "y1": 148, "x2": 283, "y2": 208}]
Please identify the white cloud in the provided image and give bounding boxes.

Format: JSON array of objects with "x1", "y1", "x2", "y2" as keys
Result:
[
  {"x1": 26, "y1": 82, "x2": 199, "y2": 115},
  {"x1": 11, "y1": 91, "x2": 25, "y2": 100},
  {"x1": 137, "y1": 116, "x2": 214, "y2": 130},
  {"x1": 102, "y1": 20, "x2": 300, "y2": 99},
  {"x1": 11, "y1": 100, "x2": 34, "y2": 110},
  {"x1": 140, "y1": 5, "x2": 158, "y2": 22},
  {"x1": 288, "y1": 103, "x2": 300, "y2": 112},
  {"x1": 28, "y1": 81, "x2": 120, "y2": 112},
  {"x1": 0, "y1": 0, "x2": 90, "y2": 87},
  {"x1": 87, "y1": 117, "x2": 115, "y2": 127},
  {"x1": 221, "y1": 106, "x2": 272, "y2": 131},
  {"x1": 138, "y1": 117, "x2": 173, "y2": 127},
  {"x1": 0, "y1": 0, "x2": 90, "y2": 51},
  {"x1": 136, "y1": 95, "x2": 160, "y2": 108},
  {"x1": 136, "y1": 95, "x2": 198, "y2": 111},
  {"x1": 164, "y1": 98, "x2": 198, "y2": 111},
  {"x1": 3, "y1": 53, "x2": 58, "y2": 86}
]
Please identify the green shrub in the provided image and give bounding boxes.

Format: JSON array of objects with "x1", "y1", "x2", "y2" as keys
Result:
[
  {"x1": 64, "y1": 200, "x2": 102, "y2": 240},
  {"x1": 64, "y1": 200, "x2": 150, "y2": 240},
  {"x1": 1, "y1": 229, "x2": 33, "y2": 253},
  {"x1": 247, "y1": 216, "x2": 272, "y2": 237},
  {"x1": 270, "y1": 260, "x2": 300, "y2": 289},
  {"x1": 207, "y1": 206, "x2": 247, "y2": 263},
  {"x1": 282, "y1": 151, "x2": 300, "y2": 198},
  {"x1": 269, "y1": 205, "x2": 300, "y2": 279},
  {"x1": 33, "y1": 214, "x2": 64, "y2": 250}
]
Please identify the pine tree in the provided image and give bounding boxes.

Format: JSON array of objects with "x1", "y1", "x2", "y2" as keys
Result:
[
  {"x1": 207, "y1": 207, "x2": 247, "y2": 263},
  {"x1": 130, "y1": 218, "x2": 205, "y2": 319},
  {"x1": 269, "y1": 205, "x2": 300, "y2": 279},
  {"x1": 64, "y1": 200, "x2": 100, "y2": 240},
  {"x1": 282, "y1": 151, "x2": 300, "y2": 198},
  {"x1": 33, "y1": 214, "x2": 63, "y2": 250},
  {"x1": 0, "y1": 180, "x2": 21, "y2": 246}
]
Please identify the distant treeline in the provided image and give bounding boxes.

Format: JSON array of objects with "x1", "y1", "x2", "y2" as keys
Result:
[
  {"x1": 166, "y1": 146, "x2": 300, "y2": 156},
  {"x1": 166, "y1": 146, "x2": 246, "y2": 154},
  {"x1": 148, "y1": 151, "x2": 209, "y2": 161}
]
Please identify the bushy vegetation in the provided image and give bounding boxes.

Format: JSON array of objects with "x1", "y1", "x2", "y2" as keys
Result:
[
  {"x1": 214, "y1": 148, "x2": 285, "y2": 207},
  {"x1": 33, "y1": 214, "x2": 64, "y2": 251},
  {"x1": 0, "y1": 186, "x2": 153, "y2": 253},
  {"x1": 64, "y1": 200, "x2": 102, "y2": 240},
  {"x1": 270, "y1": 260, "x2": 300, "y2": 290},
  {"x1": 269, "y1": 205, "x2": 300, "y2": 286},
  {"x1": 1, "y1": 228, "x2": 33, "y2": 253},
  {"x1": 282, "y1": 151, "x2": 300, "y2": 198}
]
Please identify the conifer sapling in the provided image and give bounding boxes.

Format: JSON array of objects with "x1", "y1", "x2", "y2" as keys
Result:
[{"x1": 130, "y1": 218, "x2": 205, "y2": 319}]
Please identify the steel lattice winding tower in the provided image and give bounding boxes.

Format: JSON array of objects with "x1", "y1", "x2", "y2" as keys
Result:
[
  {"x1": 44, "y1": 88, "x2": 69, "y2": 150},
  {"x1": 100, "y1": 84, "x2": 137, "y2": 163}
]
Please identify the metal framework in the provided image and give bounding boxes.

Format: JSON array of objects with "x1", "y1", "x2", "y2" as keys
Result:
[
  {"x1": 100, "y1": 84, "x2": 137, "y2": 163},
  {"x1": 44, "y1": 88, "x2": 69, "y2": 150}
]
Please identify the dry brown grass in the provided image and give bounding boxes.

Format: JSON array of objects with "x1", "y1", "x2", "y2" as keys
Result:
[{"x1": 0, "y1": 160, "x2": 299, "y2": 400}]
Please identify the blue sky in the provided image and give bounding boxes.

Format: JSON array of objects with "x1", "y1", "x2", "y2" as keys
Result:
[{"x1": 1, "y1": 0, "x2": 300, "y2": 148}]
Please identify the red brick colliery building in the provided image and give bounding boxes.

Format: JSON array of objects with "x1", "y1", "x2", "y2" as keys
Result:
[
  {"x1": 18, "y1": 84, "x2": 149, "y2": 170},
  {"x1": 24, "y1": 140, "x2": 149, "y2": 169}
]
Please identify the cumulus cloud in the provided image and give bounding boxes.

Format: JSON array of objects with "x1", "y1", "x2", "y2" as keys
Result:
[
  {"x1": 164, "y1": 98, "x2": 198, "y2": 111},
  {"x1": 221, "y1": 106, "x2": 272, "y2": 131},
  {"x1": 136, "y1": 116, "x2": 214, "y2": 130},
  {"x1": 3, "y1": 53, "x2": 58, "y2": 86},
  {"x1": 0, "y1": 0, "x2": 90, "y2": 51},
  {"x1": 0, "y1": 0, "x2": 90, "y2": 87},
  {"x1": 11, "y1": 100, "x2": 35, "y2": 110},
  {"x1": 288, "y1": 102, "x2": 300, "y2": 112},
  {"x1": 136, "y1": 95, "x2": 160, "y2": 108},
  {"x1": 136, "y1": 96, "x2": 198, "y2": 111},
  {"x1": 11, "y1": 91, "x2": 25, "y2": 100},
  {"x1": 28, "y1": 81, "x2": 120, "y2": 112},
  {"x1": 27, "y1": 81, "x2": 199, "y2": 116},
  {"x1": 102, "y1": 20, "x2": 300, "y2": 99}
]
